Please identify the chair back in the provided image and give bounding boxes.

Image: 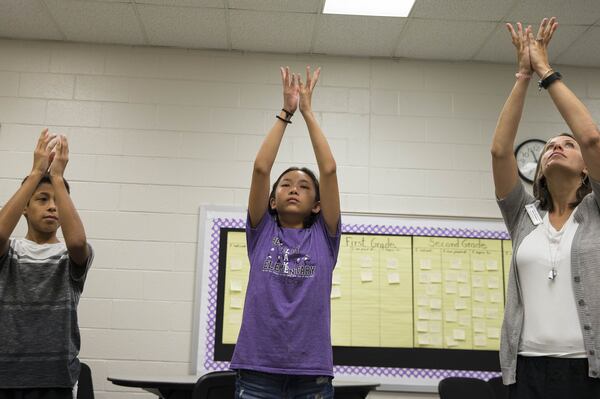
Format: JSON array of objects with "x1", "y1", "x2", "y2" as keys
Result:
[
  {"x1": 487, "y1": 376, "x2": 509, "y2": 399},
  {"x1": 192, "y1": 370, "x2": 236, "y2": 399},
  {"x1": 77, "y1": 362, "x2": 95, "y2": 399},
  {"x1": 438, "y1": 377, "x2": 494, "y2": 399}
]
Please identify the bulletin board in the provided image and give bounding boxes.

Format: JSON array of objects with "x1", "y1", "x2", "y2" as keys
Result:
[{"x1": 192, "y1": 206, "x2": 510, "y2": 388}]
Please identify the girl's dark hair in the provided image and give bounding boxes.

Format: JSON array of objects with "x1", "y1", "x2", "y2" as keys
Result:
[
  {"x1": 268, "y1": 167, "x2": 320, "y2": 228},
  {"x1": 532, "y1": 133, "x2": 591, "y2": 211}
]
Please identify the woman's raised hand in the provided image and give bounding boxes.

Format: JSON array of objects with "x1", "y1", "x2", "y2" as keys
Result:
[
  {"x1": 298, "y1": 66, "x2": 321, "y2": 114},
  {"x1": 528, "y1": 17, "x2": 558, "y2": 78},
  {"x1": 506, "y1": 22, "x2": 532, "y2": 76},
  {"x1": 280, "y1": 66, "x2": 299, "y2": 115}
]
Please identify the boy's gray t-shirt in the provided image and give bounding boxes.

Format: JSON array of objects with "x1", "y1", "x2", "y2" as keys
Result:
[{"x1": 0, "y1": 238, "x2": 93, "y2": 388}]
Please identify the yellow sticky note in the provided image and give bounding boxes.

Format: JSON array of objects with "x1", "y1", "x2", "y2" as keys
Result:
[
  {"x1": 230, "y1": 280, "x2": 242, "y2": 292},
  {"x1": 474, "y1": 290, "x2": 486, "y2": 302},
  {"x1": 472, "y1": 276, "x2": 484, "y2": 288},
  {"x1": 455, "y1": 299, "x2": 467, "y2": 310},
  {"x1": 445, "y1": 271, "x2": 457, "y2": 282},
  {"x1": 486, "y1": 307, "x2": 499, "y2": 319},
  {"x1": 387, "y1": 272, "x2": 400, "y2": 284},
  {"x1": 473, "y1": 306, "x2": 485, "y2": 318},
  {"x1": 420, "y1": 259, "x2": 432, "y2": 270},
  {"x1": 472, "y1": 260, "x2": 485, "y2": 271},
  {"x1": 488, "y1": 277, "x2": 500, "y2": 289},
  {"x1": 490, "y1": 292, "x2": 502, "y2": 303},
  {"x1": 230, "y1": 258, "x2": 243, "y2": 271},
  {"x1": 230, "y1": 296, "x2": 243, "y2": 309},
  {"x1": 446, "y1": 337, "x2": 459, "y2": 347},
  {"x1": 487, "y1": 327, "x2": 500, "y2": 339},
  {"x1": 430, "y1": 310, "x2": 442, "y2": 321},
  {"x1": 430, "y1": 334, "x2": 443, "y2": 346},
  {"x1": 430, "y1": 298, "x2": 442, "y2": 310},
  {"x1": 474, "y1": 335, "x2": 487, "y2": 347},
  {"x1": 360, "y1": 270, "x2": 373, "y2": 282},
  {"x1": 450, "y1": 258, "x2": 462, "y2": 269},
  {"x1": 429, "y1": 322, "x2": 442, "y2": 333},
  {"x1": 387, "y1": 258, "x2": 398, "y2": 269},
  {"x1": 419, "y1": 272, "x2": 430, "y2": 283},
  {"x1": 487, "y1": 260, "x2": 499, "y2": 271},
  {"x1": 445, "y1": 310, "x2": 458, "y2": 322},
  {"x1": 228, "y1": 313, "x2": 242, "y2": 324},
  {"x1": 459, "y1": 315, "x2": 471, "y2": 326},
  {"x1": 459, "y1": 285, "x2": 471, "y2": 298},
  {"x1": 430, "y1": 272, "x2": 442, "y2": 283},
  {"x1": 445, "y1": 283, "x2": 457, "y2": 294},
  {"x1": 417, "y1": 296, "x2": 429, "y2": 307},
  {"x1": 426, "y1": 285, "x2": 440, "y2": 296},
  {"x1": 418, "y1": 309, "x2": 430, "y2": 320},
  {"x1": 417, "y1": 334, "x2": 429, "y2": 345},
  {"x1": 332, "y1": 272, "x2": 341, "y2": 285},
  {"x1": 453, "y1": 329, "x2": 466, "y2": 341},
  {"x1": 417, "y1": 321, "x2": 429, "y2": 333},
  {"x1": 474, "y1": 320, "x2": 486, "y2": 333},
  {"x1": 457, "y1": 271, "x2": 468, "y2": 283},
  {"x1": 331, "y1": 286, "x2": 342, "y2": 299}
]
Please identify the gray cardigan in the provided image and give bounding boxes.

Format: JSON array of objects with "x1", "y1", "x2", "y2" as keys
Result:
[{"x1": 497, "y1": 179, "x2": 600, "y2": 385}]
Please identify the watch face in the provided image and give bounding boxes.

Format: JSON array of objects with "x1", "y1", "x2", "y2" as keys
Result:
[{"x1": 515, "y1": 139, "x2": 546, "y2": 183}]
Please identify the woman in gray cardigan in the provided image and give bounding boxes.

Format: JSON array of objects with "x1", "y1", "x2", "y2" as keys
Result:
[{"x1": 491, "y1": 17, "x2": 600, "y2": 398}]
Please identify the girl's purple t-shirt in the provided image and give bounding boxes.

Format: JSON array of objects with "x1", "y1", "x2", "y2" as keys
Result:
[{"x1": 229, "y1": 212, "x2": 341, "y2": 376}]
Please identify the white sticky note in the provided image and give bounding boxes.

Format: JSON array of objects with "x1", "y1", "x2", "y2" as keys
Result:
[
  {"x1": 430, "y1": 335, "x2": 443, "y2": 346},
  {"x1": 445, "y1": 283, "x2": 457, "y2": 294},
  {"x1": 445, "y1": 271, "x2": 458, "y2": 282},
  {"x1": 488, "y1": 277, "x2": 500, "y2": 289},
  {"x1": 457, "y1": 271, "x2": 468, "y2": 283},
  {"x1": 230, "y1": 296, "x2": 243, "y2": 309},
  {"x1": 228, "y1": 313, "x2": 242, "y2": 324},
  {"x1": 230, "y1": 258, "x2": 243, "y2": 271},
  {"x1": 446, "y1": 337, "x2": 459, "y2": 347},
  {"x1": 361, "y1": 270, "x2": 373, "y2": 282},
  {"x1": 473, "y1": 307, "x2": 485, "y2": 318},
  {"x1": 459, "y1": 315, "x2": 471, "y2": 326},
  {"x1": 459, "y1": 285, "x2": 471, "y2": 298},
  {"x1": 472, "y1": 260, "x2": 485, "y2": 271},
  {"x1": 451, "y1": 258, "x2": 462, "y2": 269},
  {"x1": 429, "y1": 322, "x2": 442, "y2": 333},
  {"x1": 360, "y1": 256, "x2": 373, "y2": 268},
  {"x1": 420, "y1": 258, "x2": 432, "y2": 270},
  {"x1": 487, "y1": 260, "x2": 499, "y2": 271},
  {"x1": 230, "y1": 280, "x2": 242, "y2": 292},
  {"x1": 332, "y1": 273, "x2": 341, "y2": 285},
  {"x1": 419, "y1": 272, "x2": 430, "y2": 283},
  {"x1": 331, "y1": 286, "x2": 342, "y2": 299},
  {"x1": 430, "y1": 272, "x2": 442, "y2": 283},
  {"x1": 490, "y1": 292, "x2": 502, "y2": 303},
  {"x1": 487, "y1": 327, "x2": 500, "y2": 339},
  {"x1": 472, "y1": 276, "x2": 484, "y2": 288},
  {"x1": 474, "y1": 290, "x2": 486, "y2": 302},
  {"x1": 445, "y1": 310, "x2": 458, "y2": 322},
  {"x1": 387, "y1": 258, "x2": 398, "y2": 269},
  {"x1": 453, "y1": 329, "x2": 466, "y2": 341},
  {"x1": 417, "y1": 321, "x2": 429, "y2": 333},
  {"x1": 418, "y1": 334, "x2": 429, "y2": 345},
  {"x1": 387, "y1": 272, "x2": 400, "y2": 284},
  {"x1": 417, "y1": 296, "x2": 429, "y2": 307},
  {"x1": 474, "y1": 320, "x2": 486, "y2": 333},
  {"x1": 487, "y1": 307, "x2": 500, "y2": 319},
  {"x1": 474, "y1": 335, "x2": 487, "y2": 347},
  {"x1": 418, "y1": 309, "x2": 430, "y2": 320},
  {"x1": 430, "y1": 298, "x2": 442, "y2": 310},
  {"x1": 426, "y1": 285, "x2": 440, "y2": 296},
  {"x1": 430, "y1": 311, "x2": 442, "y2": 321},
  {"x1": 455, "y1": 299, "x2": 467, "y2": 310}
]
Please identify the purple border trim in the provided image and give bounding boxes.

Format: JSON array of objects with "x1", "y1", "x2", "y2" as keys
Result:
[{"x1": 203, "y1": 218, "x2": 506, "y2": 380}]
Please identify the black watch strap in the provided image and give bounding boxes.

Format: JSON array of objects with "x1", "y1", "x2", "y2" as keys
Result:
[{"x1": 539, "y1": 71, "x2": 562, "y2": 90}]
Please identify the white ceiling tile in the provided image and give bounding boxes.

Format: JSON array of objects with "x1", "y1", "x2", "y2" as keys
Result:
[
  {"x1": 506, "y1": 0, "x2": 600, "y2": 25},
  {"x1": 474, "y1": 23, "x2": 588, "y2": 65},
  {"x1": 0, "y1": 0, "x2": 63, "y2": 40},
  {"x1": 228, "y1": 0, "x2": 321, "y2": 13},
  {"x1": 555, "y1": 27, "x2": 600, "y2": 67},
  {"x1": 313, "y1": 15, "x2": 406, "y2": 57},
  {"x1": 410, "y1": 0, "x2": 513, "y2": 21},
  {"x1": 134, "y1": 0, "x2": 224, "y2": 7},
  {"x1": 44, "y1": 0, "x2": 145, "y2": 45},
  {"x1": 137, "y1": 5, "x2": 228, "y2": 49},
  {"x1": 395, "y1": 19, "x2": 496, "y2": 60},
  {"x1": 230, "y1": 10, "x2": 316, "y2": 53}
]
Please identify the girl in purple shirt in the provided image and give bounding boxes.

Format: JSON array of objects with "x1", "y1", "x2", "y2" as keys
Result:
[{"x1": 229, "y1": 66, "x2": 341, "y2": 398}]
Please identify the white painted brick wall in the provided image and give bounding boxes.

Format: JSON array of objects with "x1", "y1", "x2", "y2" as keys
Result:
[{"x1": 1, "y1": 38, "x2": 599, "y2": 399}]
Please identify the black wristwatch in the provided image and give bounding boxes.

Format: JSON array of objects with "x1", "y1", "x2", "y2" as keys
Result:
[{"x1": 539, "y1": 71, "x2": 562, "y2": 90}]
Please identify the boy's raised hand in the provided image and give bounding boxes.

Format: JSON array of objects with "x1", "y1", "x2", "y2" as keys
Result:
[
  {"x1": 49, "y1": 135, "x2": 69, "y2": 178},
  {"x1": 32, "y1": 128, "x2": 57, "y2": 175}
]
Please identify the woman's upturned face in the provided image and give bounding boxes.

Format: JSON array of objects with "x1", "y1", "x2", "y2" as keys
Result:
[{"x1": 539, "y1": 135, "x2": 586, "y2": 179}]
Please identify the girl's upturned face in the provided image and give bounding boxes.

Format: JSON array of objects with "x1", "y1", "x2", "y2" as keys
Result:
[
  {"x1": 270, "y1": 170, "x2": 320, "y2": 220},
  {"x1": 539, "y1": 135, "x2": 586, "y2": 180}
]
